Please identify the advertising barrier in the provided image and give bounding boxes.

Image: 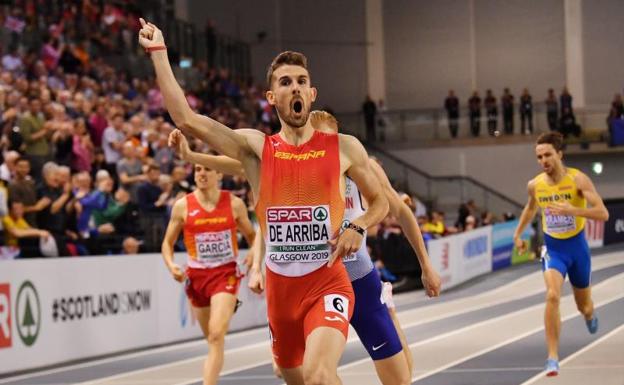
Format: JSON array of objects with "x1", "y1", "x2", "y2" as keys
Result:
[
  {"x1": 584, "y1": 218, "x2": 605, "y2": 249},
  {"x1": 427, "y1": 226, "x2": 493, "y2": 290},
  {"x1": 0, "y1": 250, "x2": 267, "y2": 375},
  {"x1": 491, "y1": 220, "x2": 535, "y2": 270}
]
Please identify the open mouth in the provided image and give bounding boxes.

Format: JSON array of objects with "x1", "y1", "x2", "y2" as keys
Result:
[{"x1": 292, "y1": 100, "x2": 303, "y2": 114}]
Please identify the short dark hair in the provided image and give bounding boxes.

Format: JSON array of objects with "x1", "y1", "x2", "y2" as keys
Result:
[
  {"x1": 536, "y1": 132, "x2": 564, "y2": 152},
  {"x1": 266, "y1": 51, "x2": 308, "y2": 87},
  {"x1": 15, "y1": 156, "x2": 30, "y2": 164}
]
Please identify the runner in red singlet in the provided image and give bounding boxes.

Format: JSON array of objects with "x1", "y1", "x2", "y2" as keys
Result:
[
  {"x1": 161, "y1": 164, "x2": 255, "y2": 385},
  {"x1": 141, "y1": 19, "x2": 388, "y2": 385}
]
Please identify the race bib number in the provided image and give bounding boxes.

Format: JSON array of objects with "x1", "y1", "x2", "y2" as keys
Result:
[
  {"x1": 266, "y1": 205, "x2": 331, "y2": 263},
  {"x1": 545, "y1": 212, "x2": 576, "y2": 234},
  {"x1": 324, "y1": 293, "x2": 349, "y2": 320},
  {"x1": 195, "y1": 230, "x2": 235, "y2": 263}
]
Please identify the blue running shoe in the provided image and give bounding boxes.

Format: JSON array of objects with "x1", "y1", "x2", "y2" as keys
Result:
[
  {"x1": 586, "y1": 316, "x2": 598, "y2": 334},
  {"x1": 545, "y1": 358, "x2": 559, "y2": 377}
]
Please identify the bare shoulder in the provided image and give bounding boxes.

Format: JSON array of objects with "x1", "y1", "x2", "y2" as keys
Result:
[
  {"x1": 229, "y1": 193, "x2": 246, "y2": 209},
  {"x1": 171, "y1": 195, "x2": 188, "y2": 219},
  {"x1": 236, "y1": 128, "x2": 266, "y2": 156},
  {"x1": 338, "y1": 134, "x2": 367, "y2": 162}
]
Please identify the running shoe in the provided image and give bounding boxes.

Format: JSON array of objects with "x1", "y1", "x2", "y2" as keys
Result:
[
  {"x1": 545, "y1": 358, "x2": 559, "y2": 377},
  {"x1": 586, "y1": 316, "x2": 598, "y2": 334}
]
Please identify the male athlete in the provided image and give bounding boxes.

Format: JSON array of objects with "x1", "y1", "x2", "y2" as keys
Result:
[
  {"x1": 169, "y1": 110, "x2": 441, "y2": 384},
  {"x1": 161, "y1": 164, "x2": 255, "y2": 385},
  {"x1": 140, "y1": 19, "x2": 388, "y2": 385},
  {"x1": 513, "y1": 132, "x2": 608, "y2": 376}
]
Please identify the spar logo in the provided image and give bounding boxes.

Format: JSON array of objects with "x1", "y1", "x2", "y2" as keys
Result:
[
  {"x1": 267, "y1": 207, "x2": 313, "y2": 222},
  {"x1": 313, "y1": 207, "x2": 328, "y2": 222},
  {"x1": 0, "y1": 281, "x2": 41, "y2": 348},
  {"x1": 16, "y1": 281, "x2": 40, "y2": 346}
]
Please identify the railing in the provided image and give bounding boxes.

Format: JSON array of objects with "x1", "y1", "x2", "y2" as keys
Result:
[
  {"x1": 337, "y1": 104, "x2": 610, "y2": 144},
  {"x1": 365, "y1": 144, "x2": 524, "y2": 219}
]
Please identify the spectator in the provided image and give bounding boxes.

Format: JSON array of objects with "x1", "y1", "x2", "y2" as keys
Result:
[
  {"x1": 0, "y1": 150, "x2": 20, "y2": 183},
  {"x1": 8, "y1": 157, "x2": 37, "y2": 226},
  {"x1": 34, "y1": 162, "x2": 71, "y2": 256},
  {"x1": 464, "y1": 215, "x2": 477, "y2": 231},
  {"x1": 88, "y1": 99, "x2": 108, "y2": 147},
  {"x1": 484, "y1": 89, "x2": 498, "y2": 136},
  {"x1": 456, "y1": 199, "x2": 477, "y2": 231},
  {"x1": 72, "y1": 118, "x2": 94, "y2": 173},
  {"x1": 2, "y1": 45, "x2": 23, "y2": 73},
  {"x1": 546, "y1": 89, "x2": 558, "y2": 131},
  {"x1": 117, "y1": 141, "x2": 146, "y2": 201},
  {"x1": 171, "y1": 165, "x2": 191, "y2": 198},
  {"x1": 481, "y1": 211, "x2": 495, "y2": 226},
  {"x1": 2, "y1": 201, "x2": 51, "y2": 258},
  {"x1": 122, "y1": 236, "x2": 141, "y2": 255},
  {"x1": 468, "y1": 91, "x2": 481, "y2": 137},
  {"x1": 136, "y1": 164, "x2": 167, "y2": 251},
  {"x1": 18, "y1": 98, "x2": 49, "y2": 179},
  {"x1": 501, "y1": 88, "x2": 514, "y2": 134},
  {"x1": 560, "y1": 107, "x2": 581, "y2": 138},
  {"x1": 560, "y1": 87, "x2": 573, "y2": 116},
  {"x1": 422, "y1": 211, "x2": 445, "y2": 238},
  {"x1": 444, "y1": 90, "x2": 460, "y2": 138},
  {"x1": 102, "y1": 113, "x2": 126, "y2": 178},
  {"x1": 519, "y1": 88, "x2": 533, "y2": 135},
  {"x1": 362, "y1": 95, "x2": 377, "y2": 142}
]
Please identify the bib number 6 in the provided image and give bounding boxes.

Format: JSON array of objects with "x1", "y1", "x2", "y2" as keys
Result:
[{"x1": 324, "y1": 294, "x2": 349, "y2": 320}]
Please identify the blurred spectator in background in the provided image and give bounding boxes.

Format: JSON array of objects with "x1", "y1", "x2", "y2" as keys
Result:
[
  {"x1": 484, "y1": 89, "x2": 498, "y2": 136},
  {"x1": 362, "y1": 95, "x2": 377, "y2": 142},
  {"x1": 468, "y1": 91, "x2": 481, "y2": 137},
  {"x1": 117, "y1": 141, "x2": 146, "y2": 201},
  {"x1": 0, "y1": 150, "x2": 19, "y2": 182},
  {"x1": 560, "y1": 107, "x2": 581, "y2": 138},
  {"x1": 560, "y1": 87, "x2": 573, "y2": 116},
  {"x1": 122, "y1": 236, "x2": 142, "y2": 255},
  {"x1": 464, "y1": 215, "x2": 477, "y2": 231},
  {"x1": 2, "y1": 201, "x2": 50, "y2": 258},
  {"x1": 35, "y1": 162, "x2": 71, "y2": 256},
  {"x1": 19, "y1": 98, "x2": 49, "y2": 179},
  {"x1": 422, "y1": 211, "x2": 445, "y2": 238},
  {"x1": 102, "y1": 113, "x2": 126, "y2": 179},
  {"x1": 445, "y1": 90, "x2": 460, "y2": 138},
  {"x1": 137, "y1": 164, "x2": 166, "y2": 252},
  {"x1": 611, "y1": 94, "x2": 623, "y2": 118},
  {"x1": 456, "y1": 199, "x2": 478, "y2": 231},
  {"x1": 8, "y1": 157, "x2": 37, "y2": 226},
  {"x1": 546, "y1": 89, "x2": 558, "y2": 131},
  {"x1": 501, "y1": 88, "x2": 514, "y2": 134},
  {"x1": 520, "y1": 88, "x2": 533, "y2": 135}
]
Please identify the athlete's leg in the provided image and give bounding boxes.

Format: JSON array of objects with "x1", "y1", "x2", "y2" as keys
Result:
[
  {"x1": 572, "y1": 286, "x2": 594, "y2": 320},
  {"x1": 373, "y1": 350, "x2": 411, "y2": 385},
  {"x1": 194, "y1": 292, "x2": 237, "y2": 385},
  {"x1": 280, "y1": 367, "x2": 304, "y2": 385},
  {"x1": 387, "y1": 307, "x2": 413, "y2": 377},
  {"x1": 543, "y1": 269, "x2": 565, "y2": 360},
  {"x1": 302, "y1": 327, "x2": 346, "y2": 385}
]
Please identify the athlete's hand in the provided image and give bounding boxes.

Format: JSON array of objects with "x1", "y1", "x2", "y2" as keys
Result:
[
  {"x1": 168, "y1": 263, "x2": 185, "y2": 282},
  {"x1": 514, "y1": 236, "x2": 527, "y2": 253},
  {"x1": 421, "y1": 265, "x2": 441, "y2": 298},
  {"x1": 168, "y1": 129, "x2": 191, "y2": 160},
  {"x1": 547, "y1": 202, "x2": 575, "y2": 216},
  {"x1": 328, "y1": 229, "x2": 363, "y2": 267},
  {"x1": 248, "y1": 267, "x2": 264, "y2": 294},
  {"x1": 138, "y1": 18, "x2": 165, "y2": 49}
]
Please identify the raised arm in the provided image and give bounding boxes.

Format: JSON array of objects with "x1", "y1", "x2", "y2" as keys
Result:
[
  {"x1": 138, "y1": 19, "x2": 261, "y2": 161},
  {"x1": 329, "y1": 135, "x2": 388, "y2": 265},
  {"x1": 169, "y1": 129, "x2": 245, "y2": 177},
  {"x1": 369, "y1": 159, "x2": 441, "y2": 297}
]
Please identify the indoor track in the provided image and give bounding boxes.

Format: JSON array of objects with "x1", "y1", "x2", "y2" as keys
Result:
[{"x1": 2, "y1": 250, "x2": 623, "y2": 385}]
